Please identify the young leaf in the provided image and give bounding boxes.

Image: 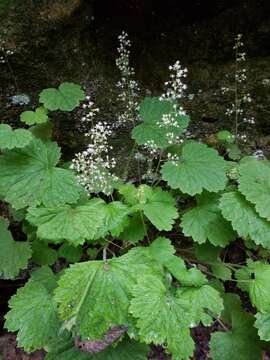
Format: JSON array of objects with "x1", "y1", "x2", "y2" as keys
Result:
[
  {"x1": 102, "y1": 201, "x2": 131, "y2": 237},
  {"x1": 39, "y1": 82, "x2": 85, "y2": 111},
  {"x1": 26, "y1": 199, "x2": 107, "y2": 245},
  {"x1": 132, "y1": 97, "x2": 189, "y2": 148},
  {"x1": 4, "y1": 267, "x2": 60, "y2": 352},
  {"x1": 0, "y1": 124, "x2": 33, "y2": 149},
  {"x1": 54, "y1": 249, "x2": 162, "y2": 340},
  {"x1": 220, "y1": 192, "x2": 270, "y2": 248},
  {"x1": 0, "y1": 138, "x2": 81, "y2": 209},
  {"x1": 161, "y1": 142, "x2": 227, "y2": 195},
  {"x1": 217, "y1": 130, "x2": 235, "y2": 143},
  {"x1": 0, "y1": 218, "x2": 31, "y2": 279},
  {"x1": 210, "y1": 311, "x2": 262, "y2": 360},
  {"x1": 129, "y1": 275, "x2": 194, "y2": 360},
  {"x1": 181, "y1": 192, "x2": 235, "y2": 246},
  {"x1": 238, "y1": 159, "x2": 270, "y2": 221},
  {"x1": 20, "y1": 107, "x2": 48, "y2": 125},
  {"x1": 148, "y1": 237, "x2": 175, "y2": 263}
]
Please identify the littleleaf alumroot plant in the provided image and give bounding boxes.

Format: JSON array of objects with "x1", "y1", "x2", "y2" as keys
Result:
[{"x1": 1, "y1": 33, "x2": 270, "y2": 360}]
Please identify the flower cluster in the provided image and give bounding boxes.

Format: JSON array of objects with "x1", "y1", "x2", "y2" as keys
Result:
[
  {"x1": 160, "y1": 61, "x2": 188, "y2": 103},
  {"x1": 115, "y1": 31, "x2": 140, "y2": 127},
  {"x1": 0, "y1": 41, "x2": 14, "y2": 64},
  {"x1": 223, "y1": 34, "x2": 255, "y2": 141},
  {"x1": 71, "y1": 98, "x2": 118, "y2": 195}
]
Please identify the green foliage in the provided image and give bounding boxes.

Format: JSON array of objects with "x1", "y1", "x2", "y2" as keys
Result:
[
  {"x1": 54, "y1": 247, "x2": 162, "y2": 340},
  {"x1": 0, "y1": 218, "x2": 31, "y2": 279},
  {"x1": 130, "y1": 275, "x2": 194, "y2": 360},
  {"x1": 4, "y1": 267, "x2": 60, "y2": 352},
  {"x1": 39, "y1": 82, "x2": 85, "y2": 111},
  {"x1": 238, "y1": 159, "x2": 270, "y2": 221},
  {"x1": 220, "y1": 191, "x2": 270, "y2": 248},
  {"x1": 0, "y1": 124, "x2": 33, "y2": 149},
  {"x1": 132, "y1": 97, "x2": 189, "y2": 148},
  {"x1": 3, "y1": 81, "x2": 270, "y2": 359},
  {"x1": 181, "y1": 192, "x2": 235, "y2": 246},
  {"x1": 210, "y1": 311, "x2": 262, "y2": 360},
  {"x1": 20, "y1": 107, "x2": 48, "y2": 125},
  {"x1": 161, "y1": 142, "x2": 227, "y2": 195},
  {"x1": 0, "y1": 138, "x2": 81, "y2": 209}
]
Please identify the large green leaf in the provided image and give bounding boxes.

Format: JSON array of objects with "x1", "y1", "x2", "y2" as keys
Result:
[
  {"x1": 181, "y1": 192, "x2": 235, "y2": 246},
  {"x1": 238, "y1": 159, "x2": 270, "y2": 221},
  {"x1": 0, "y1": 138, "x2": 81, "y2": 209},
  {"x1": 27, "y1": 200, "x2": 130, "y2": 245},
  {"x1": 4, "y1": 267, "x2": 60, "y2": 352},
  {"x1": 132, "y1": 97, "x2": 189, "y2": 148},
  {"x1": 129, "y1": 275, "x2": 194, "y2": 360},
  {"x1": 0, "y1": 218, "x2": 31, "y2": 279},
  {"x1": 54, "y1": 248, "x2": 162, "y2": 340},
  {"x1": 32, "y1": 240, "x2": 58, "y2": 266},
  {"x1": 20, "y1": 107, "x2": 48, "y2": 125},
  {"x1": 220, "y1": 192, "x2": 270, "y2": 248},
  {"x1": 26, "y1": 199, "x2": 107, "y2": 245},
  {"x1": 39, "y1": 82, "x2": 85, "y2": 111},
  {"x1": 161, "y1": 142, "x2": 227, "y2": 195},
  {"x1": 118, "y1": 213, "x2": 147, "y2": 243},
  {"x1": 210, "y1": 311, "x2": 262, "y2": 360},
  {"x1": 45, "y1": 334, "x2": 149, "y2": 360},
  {"x1": 0, "y1": 124, "x2": 33, "y2": 149}
]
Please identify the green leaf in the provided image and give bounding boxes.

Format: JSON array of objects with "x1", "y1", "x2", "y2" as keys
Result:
[
  {"x1": 210, "y1": 311, "x2": 262, "y2": 360},
  {"x1": 238, "y1": 159, "x2": 270, "y2": 221},
  {"x1": 58, "y1": 243, "x2": 83, "y2": 263},
  {"x1": 20, "y1": 107, "x2": 48, "y2": 125},
  {"x1": 217, "y1": 130, "x2": 235, "y2": 143},
  {"x1": 39, "y1": 82, "x2": 85, "y2": 111},
  {"x1": 181, "y1": 192, "x2": 235, "y2": 246},
  {"x1": 227, "y1": 143, "x2": 241, "y2": 160},
  {"x1": 161, "y1": 142, "x2": 227, "y2": 195},
  {"x1": 0, "y1": 218, "x2": 31, "y2": 279},
  {"x1": 211, "y1": 263, "x2": 232, "y2": 281},
  {"x1": 165, "y1": 256, "x2": 207, "y2": 287},
  {"x1": 129, "y1": 275, "x2": 194, "y2": 360},
  {"x1": 54, "y1": 248, "x2": 162, "y2": 340},
  {"x1": 141, "y1": 187, "x2": 178, "y2": 231},
  {"x1": 236, "y1": 262, "x2": 270, "y2": 312},
  {"x1": 221, "y1": 293, "x2": 242, "y2": 325},
  {"x1": 148, "y1": 237, "x2": 175, "y2": 263},
  {"x1": 26, "y1": 199, "x2": 107, "y2": 245},
  {"x1": 0, "y1": 138, "x2": 81, "y2": 209},
  {"x1": 45, "y1": 334, "x2": 149, "y2": 360},
  {"x1": 132, "y1": 97, "x2": 189, "y2": 148},
  {"x1": 220, "y1": 192, "x2": 270, "y2": 248},
  {"x1": 102, "y1": 201, "x2": 131, "y2": 237},
  {"x1": 177, "y1": 285, "x2": 223, "y2": 326},
  {"x1": 0, "y1": 124, "x2": 33, "y2": 149},
  {"x1": 4, "y1": 267, "x2": 60, "y2": 352},
  {"x1": 32, "y1": 241, "x2": 58, "y2": 266},
  {"x1": 254, "y1": 312, "x2": 270, "y2": 341},
  {"x1": 118, "y1": 213, "x2": 147, "y2": 243}
]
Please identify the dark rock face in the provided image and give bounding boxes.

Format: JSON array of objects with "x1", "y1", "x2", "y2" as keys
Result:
[{"x1": 0, "y1": 0, "x2": 269, "y2": 139}]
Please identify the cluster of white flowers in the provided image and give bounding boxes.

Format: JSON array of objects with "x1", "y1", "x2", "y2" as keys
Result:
[
  {"x1": 223, "y1": 34, "x2": 255, "y2": 141},
  {"x1": 167, "y1": 152, "x2": 181, "y2": 165},
  {"x1": 81, "y1": 95, "x2": 100, "y2": 124},
  {"x1": 115, "y1": 31, "x2": 140, "y2": 127},
  {"x1": 0, "y1": 37, "x2": 14, "y2": 64},
  {"x1": 71, "y1": 98, "x2": 118, "y2": 195},
  {"x1": 160, "y1": 61, "x2": 188, "y2": 102}
]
